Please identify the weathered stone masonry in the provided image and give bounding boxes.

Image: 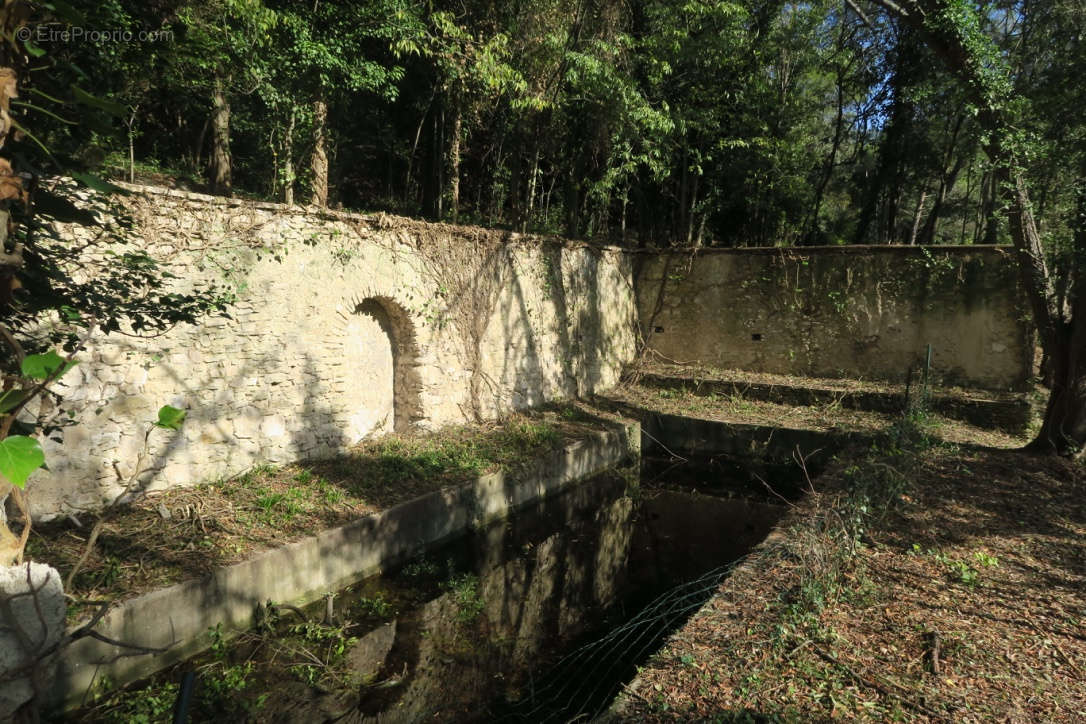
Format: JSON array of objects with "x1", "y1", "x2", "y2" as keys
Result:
[
  {"x1": 25, "y1": 187, "x2": 1033, "y2": 519},
  {"x1": 30, "y1": 185, "x2": 638, "y2": 519},
  {"x1": 635, "y1": 246, "x2": 1031, "y2": 391}
]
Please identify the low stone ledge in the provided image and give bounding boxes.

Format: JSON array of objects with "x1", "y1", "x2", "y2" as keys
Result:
[
  {"x1": 596, "y1": 398, "x2": 868, "y2": 464},
  {"x1": 45, "y1": 419, "x2": 639, "y2": 713},
  {"x1": 636, "y1": 373, "x2": 1030, "y2": 434}
]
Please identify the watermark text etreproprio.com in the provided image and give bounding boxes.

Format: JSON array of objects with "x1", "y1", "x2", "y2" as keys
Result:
[{"x1": 17, "y1": 25, "x2": 174, "y2": 44}]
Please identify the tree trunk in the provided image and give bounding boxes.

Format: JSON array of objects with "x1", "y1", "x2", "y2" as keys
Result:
[
  {"x1": 918, "y1": 114, "x2": 966, "y2": 245},
  {"x1": 126, "y1": 105, "x2": 138, "y2": 184},
  {"x1": 445, "y1": 96, "x2": 462, "y2": 223},
  {"x1": 866, "y1": 0, "x2": 1083, "y2": 456},
  {"x1": 987, "y1": 125, "x2": 1081, "y2": 454},
  {"x1": 526, "y1": 144, "x2": 539, "y2": 216},
  {"x1": 310, "y1": 97, "x2": 328, "y2": 207},
  {"x1": 686, "y1": 173, "x2": 700, "y2": 245},
  {"x1": 807, "y1": 78, "x2": 846, "y2": 244},
  {"x1": 1027, "y1": 183, "x2": 1086, "y2": 456},
  {"x1": 193, "y1": 115, "x2": 209, "y2": 175},
  {"x1": 918, "y1": 156, "x2": 964, "y2": 245},
  {"x1": 427, "y1": 105, "x2": 443, "y2": 219},
  {"x1": 980, "y1": 172, "x2": 1000, "y2": 244},
  {"x1": 1028, "y1": 259, "x2": 1086, "y2": 456},
  {"x1": 209, "y1": 76, "x2": 232, "y2": 196},
  {"x1": 564, "y1": 173, "x2": 579, "y2": 238},
  {"x1": 282, "y1": 109, "x2": 295, "y2": 206},
  {"x1": 908, "y1": 191, "x2": 927, "y2": 245},
  {"x1": 855, "y1": 97, "x2": 908, "y2": 243}
]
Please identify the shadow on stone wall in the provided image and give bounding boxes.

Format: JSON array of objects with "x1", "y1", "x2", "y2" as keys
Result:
[
  {"x1": 32, "y1": 217, "x2": 636, "y2": 519},
  {"x1": 290, "y1": 355, "x2": 348, "y2": 461}
]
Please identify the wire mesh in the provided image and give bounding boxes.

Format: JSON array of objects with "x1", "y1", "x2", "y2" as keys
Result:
[{"x1": 491, "y1": 555, "x2": 748, "y2": 722}]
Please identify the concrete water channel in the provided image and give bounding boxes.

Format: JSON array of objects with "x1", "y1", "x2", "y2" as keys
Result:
[{"x1": 70, "y1": 416, "x2": 839, "y2": 722}]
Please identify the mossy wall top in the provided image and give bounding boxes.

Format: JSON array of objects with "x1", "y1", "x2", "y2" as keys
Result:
[{"x1": 635, "y1": 246, "x2": 1031, "y2": 391}]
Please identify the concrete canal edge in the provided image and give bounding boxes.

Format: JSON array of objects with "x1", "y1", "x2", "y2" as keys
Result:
[{"x1": 46, "y1": 419, "x2": 640, "y2": 713}]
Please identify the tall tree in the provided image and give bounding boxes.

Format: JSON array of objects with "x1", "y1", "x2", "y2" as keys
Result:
[
  {"x1": 262, "y1": 0, "x2": 421, "y2": 207},
  {"x1": 170, "y1": 0, "x2": 277, "y2": 195},
  {"x1": 856, "y1": 0, "x2": 1084, "y2": 457}
]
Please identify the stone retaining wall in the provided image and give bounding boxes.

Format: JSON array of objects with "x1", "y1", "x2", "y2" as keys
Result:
[
  {"x1": 635, "y1": 246, "x2": 1032, "y2": 390},
  {"x1": 30, "y1": 185, "x2": 637, "y2": 518}
]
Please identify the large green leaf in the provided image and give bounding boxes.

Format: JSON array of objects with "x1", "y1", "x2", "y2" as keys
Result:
[
  {"x1": 20, "y1": 351, "x2": 76, "y2": 381},
  {"x1": 0, "y1": 436, "x2": 45, "y2": 489},
  {"x1": 155, "y1": 405, "x2": 187, "y2": 430}
]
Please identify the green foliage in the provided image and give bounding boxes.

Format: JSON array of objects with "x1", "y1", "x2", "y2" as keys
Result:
[
  {"x1": 94, "y1": 680, "x2": 180, "y2": 724},
  {"x1": 25, "y1": 0, "x2": 1083, "y2": 261},
  {"x1": 154, "y1": 405, "x2": 187, "y2": 431},
  {"x1": 0, "y1": 436, "x2": 46, "y2": 489},
  {"x1": 443, "y1": 572, "x2": 485, "y2": 624},
  {"x1": 401, "y1": 555, "x2": 441, "y2": 579},
  {"x1": 355, "y1": 592, "x2": 396, "y2": 619},
  {"x1": 209, "y1": 621, "x2": 230, "y2": 659},
  {"x1": 0, "y1": 389, "x2": 28, "y2": 415},
  {"x1": 912, "y1": 545, "x2": 999, "y2": 587},
  {"x1": 19, "y1": 351, "x2": 76, "y2": 381},
  {"x1": 203, "y1": 661, "x2": 255, "y2": 699},
  {"x1": 289, "y1": 619, "x2": 357, "y2": 658}
]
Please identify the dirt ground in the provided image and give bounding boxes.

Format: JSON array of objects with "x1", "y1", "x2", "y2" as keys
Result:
[
  {"x1": 609, "y1": 382, "x2": 1084, "y2": 722},
  {"x1": 633, "y1": 359, "x2": 1027, "y2": 404},
  {"x1": 605, "y1": 378, "x2": 1026, "y2": 449}
]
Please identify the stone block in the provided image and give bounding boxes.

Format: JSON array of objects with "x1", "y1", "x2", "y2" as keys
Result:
[{"x1": 0, "y1": 563, "x2": 66, "y2": 720}]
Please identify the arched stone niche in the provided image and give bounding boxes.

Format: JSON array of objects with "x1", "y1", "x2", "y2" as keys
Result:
[{"x1": 341, "y1": 296, "x2": 421, "y2": 442}]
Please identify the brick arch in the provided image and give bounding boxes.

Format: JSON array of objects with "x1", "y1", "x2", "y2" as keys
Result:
[{"x1": 350, "y1": 296, "x2": 422, "y2": 434}]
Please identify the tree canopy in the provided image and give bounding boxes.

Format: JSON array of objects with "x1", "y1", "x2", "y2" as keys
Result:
[{"x1": 11, "y1": 3, "x2": 1074, "y2": 251}]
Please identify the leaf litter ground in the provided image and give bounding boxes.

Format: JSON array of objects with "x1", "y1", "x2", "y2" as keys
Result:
[{"x1": 607, "y1": 378, "x2": 1084, "y2": 722}]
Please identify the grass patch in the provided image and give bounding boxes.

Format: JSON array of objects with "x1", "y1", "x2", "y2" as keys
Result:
[{"x1": 26, "y1": 404, "x2": 615, "y2": 618}]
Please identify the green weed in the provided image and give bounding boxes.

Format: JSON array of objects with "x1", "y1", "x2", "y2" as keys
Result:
[
  {"x1": 356, "y1": 592, "x2": 397, "y2": 619},
  {"x1": 402, "y1": 556, "x2": 441, "y2": 578},
  {"x1": 317, "y1": 478, "x2": 345, "y2": 505},
  {"x1": 918, "y1": 548, "x2": 997, "y2": 587},
  {"x1": 202, "y1": 661, "x2": 254, "y2": 699},
  {"x1": 94, "y1": 680, "x2": 180, "y2": 724},
  {"x1": 290, "y1": 620, "x2": 357, "y2": 660},
  {"x1": 444, "y1": 573, "x2": 486, "y2": 623}
]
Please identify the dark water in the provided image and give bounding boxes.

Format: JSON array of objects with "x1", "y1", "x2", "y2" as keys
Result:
[
  {"x1": 80, "y1": 462, "x2": 791, "y2": 723},
  {"x1": 274, "y1": 469, "x2": 786, "y2": 723}
]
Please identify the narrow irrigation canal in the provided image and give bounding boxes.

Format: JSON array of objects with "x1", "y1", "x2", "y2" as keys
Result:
[{"x1": 80, "y1": 455, "x2": 810, "y2": 723}]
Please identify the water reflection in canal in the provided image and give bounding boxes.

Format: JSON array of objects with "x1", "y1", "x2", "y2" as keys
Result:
[
  {"x1": 271, "y1": 468, "x2": 785, "y2": 723},
  {"x1": 82, "y1": 462, "x2": 791, "y2": 723}
]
